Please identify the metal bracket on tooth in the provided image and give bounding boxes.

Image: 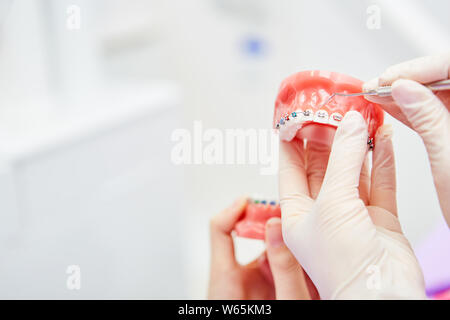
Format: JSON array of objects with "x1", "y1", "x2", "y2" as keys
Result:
[{"x1": 367, "y1": 137, "x2": 374, "y2": 150}]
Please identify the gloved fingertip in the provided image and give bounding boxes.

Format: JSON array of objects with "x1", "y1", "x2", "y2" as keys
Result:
[
  {"x1": 379, "y1": 67, "x2": 396, "y2": 86},
  {"x1": 339, "y1": 111, "x2": 367, "y2": 136},
  {"x1": 265, "y1": 218, "x2": 284, "y2": 248},
  {"x1": 391, "y1": 79, "x2": 431, "y2": 106},
  {"x1": 344, "y1": 110, "x2": 365, "y2": 121},
  {"x1": 363, "y1": 77, "x2": 379, "y2": 92},
  {"x1": 362, "y1": 94, "x2": 391, "y2": 106}
]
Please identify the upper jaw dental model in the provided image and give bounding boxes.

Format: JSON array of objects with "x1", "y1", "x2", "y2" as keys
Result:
[
  {"x1": 274, "y1": 70, "x2": 384, "y2": 148},
  {"x1": 235, "y1": 71, "x2": 384, "y2": 241}
]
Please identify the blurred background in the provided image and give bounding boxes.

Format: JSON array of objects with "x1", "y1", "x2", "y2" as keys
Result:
[{"x1": 0, "y1": 0, "x2": 449, "y2": 299}]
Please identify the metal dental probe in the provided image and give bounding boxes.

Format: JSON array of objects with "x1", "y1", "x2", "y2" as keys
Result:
[{"x1": 321, "y1": 79, "x2": 450, "y2": 107}]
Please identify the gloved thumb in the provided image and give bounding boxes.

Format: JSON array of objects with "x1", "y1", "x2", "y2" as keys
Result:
[
  {"x1": 319, "y1": 111, "x2": 369, "y2": 202},
  {"x1": 391, "y1": 79, "x2": 449, "y2": 153},
  {"x1": 391, "y1": 79, "x2": 450, "y2": 222},
  {"x1": 265, "y1": 218, "x2": 310, "y2": 300}
]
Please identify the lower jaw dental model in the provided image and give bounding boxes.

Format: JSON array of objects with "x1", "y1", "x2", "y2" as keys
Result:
[
  {"x1": 235, "y1": 199, "x2": 281, "y2": 240},
  {"x1": 235, "y1": 70, "x2": 384, "y2": 240}
]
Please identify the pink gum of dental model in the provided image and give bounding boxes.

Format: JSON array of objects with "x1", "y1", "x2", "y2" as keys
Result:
[
  {"x1": 274, "y1": 70, "x2": 384, "y2": 146},
  {"x1": 235, "y1": 200, "x2": 281, "y2": 240}
]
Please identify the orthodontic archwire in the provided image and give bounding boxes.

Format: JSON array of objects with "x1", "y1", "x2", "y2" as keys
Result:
[
  {"x1": 275, "y1": 110, "x2": 313, "y2": 129},
  {"x1": 275, "y1": 109, "x2": 374, "y2": 149}
]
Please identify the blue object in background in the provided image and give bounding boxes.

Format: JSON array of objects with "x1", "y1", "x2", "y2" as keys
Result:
[{"x1": 240, "y1": 36, "x2": 267, "y2": 58}]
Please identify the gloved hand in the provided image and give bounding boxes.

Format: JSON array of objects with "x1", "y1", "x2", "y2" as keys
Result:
[
  {"x1": 279, "y1": 111, "x2": 426, "y2": 299},
  {"x1": 363, "y1": 53, "x2": 450, "y2": 225},
  {"x1": 208, "y1": 197, "x2": 317, "y2": 300}
]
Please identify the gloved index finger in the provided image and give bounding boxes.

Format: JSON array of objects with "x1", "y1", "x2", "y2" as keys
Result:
[
  {"x1": 278, "y1": 139, "x2": 312, "y2": 222},
  {"x1": 305, "y1": 141, "x2": 331, "y2": 199},
  {"x1": 319, "y1": 111, "x2": 368, "y2": 204},
  {"x1": 378, "y1": 53, "x2": 450, "y2": 87}
]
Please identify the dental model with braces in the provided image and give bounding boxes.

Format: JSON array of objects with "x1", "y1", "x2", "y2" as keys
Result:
[
  {"x1": 273, "y1": 70, "x2": 384, "y2": 149},
  {"x1": 235, "y1": 199, "x2": 281, "y2": 240}
]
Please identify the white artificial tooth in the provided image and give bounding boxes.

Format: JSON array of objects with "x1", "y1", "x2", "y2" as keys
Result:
[
  {"x1": 303, "y1": 109, "x2": 314, "y2": 121},
  {"x1": 329, "y1": 112, "x2": 343, "y2": 126},
  {"x1": 314, "y1": 109, "x2": 329, "y2": 124}
]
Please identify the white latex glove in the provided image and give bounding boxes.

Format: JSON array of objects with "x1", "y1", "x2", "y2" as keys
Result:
[
  {"x1": 363, "y1": 53, "x2": 450, "y2": 225},
  {"x1": 279, "y1": 111, "x2": 426, "y2": 299}
]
